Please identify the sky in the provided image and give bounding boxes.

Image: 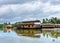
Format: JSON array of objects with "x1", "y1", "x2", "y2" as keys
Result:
[{"x1": 0, "y1": 0, "x2": 60, "y2": 23}]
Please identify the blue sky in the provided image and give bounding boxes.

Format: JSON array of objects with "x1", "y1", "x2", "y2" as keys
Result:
[{"x1": 0, "y1": 0, "x2": 60, "y2": 23}]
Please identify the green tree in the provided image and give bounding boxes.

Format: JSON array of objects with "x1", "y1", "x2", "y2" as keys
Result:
[
  {"x1": 8, "y1": 22, "x2": 10, "y2": 24},
  {"x1": 4, "y1": 22, "x2": 7, "y2": 25},
  {"x1": 42, "y1": 17, "x2": 60, "y2": 24},
  {"x1": 42, "y1": 19, "x2": 46, "y2": 23}
]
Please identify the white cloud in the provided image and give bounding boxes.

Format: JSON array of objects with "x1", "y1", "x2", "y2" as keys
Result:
[
  {"x1": 0, "y1": 0, "x2": 60, "y2": 23},
  {"x1": 40, "y1": 2, "x2": 60, "y2": 13},
  {"x1": 10, "y1": 1, "x2": 41, "y2": 12},
  {"x1": 48, "y1": 13, "x2": 60, "y2": 18},
  {"x1": 23, "y1": 18, "x2": 37, "y2": 21},
  {"x1": 0, "y1": 5, "x2": 10, "y2": 15}
]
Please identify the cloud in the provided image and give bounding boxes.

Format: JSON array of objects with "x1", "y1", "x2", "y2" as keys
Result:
[
  {"x1": 23, "y1": 18, "x2": 37, "y2": 21},
  {"x1": 0, "y1": 0, "x2": 60, "y2": 5},
  {"x1": 0, "y1": 0, "x2": 35, "y2": 5},
  {"x1": 40, "y1": 0, "x2": 60, "y2": 5},
  {"x1": 50, "y1": 0, "x2": 60, "y2": 5},
  {"x1": 0, "y1": 0, "x2": 60, "y2": 23}
]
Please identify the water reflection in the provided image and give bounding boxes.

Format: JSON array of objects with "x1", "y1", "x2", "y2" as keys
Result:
[
  {"x1": 16, "y1": 29, "x2": 42, "y2": 38},
  {"x1": 16, "y1": 29, "x2": 60, "y2": 38},
  {"x1": 0, "y1": 28, "x2": 60, "y2": 43}
]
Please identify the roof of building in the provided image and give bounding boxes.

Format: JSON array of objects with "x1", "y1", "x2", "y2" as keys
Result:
[
  {"x1": 19, "y1": 20, "x2": 40, "y2": 23},
  {"x1": 7, "y1": 25, "x2": 12, "y2": 27}
]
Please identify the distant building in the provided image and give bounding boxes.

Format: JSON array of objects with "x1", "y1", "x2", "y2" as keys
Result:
[{"x1": 3, "y1": 25, "x2": 13, "y2": 32}]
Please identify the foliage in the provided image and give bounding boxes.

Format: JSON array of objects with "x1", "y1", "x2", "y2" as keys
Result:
[
  {"x1": 42, "y1": 17, "x2": 60, "y2": 24},
  {"x1": 0, "y1": 24, "x2": 3, "y2": 30}
]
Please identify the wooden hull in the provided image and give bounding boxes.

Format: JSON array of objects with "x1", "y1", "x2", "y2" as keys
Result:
[{"x1": 16, "y1": 24, "x2": 60, "y2": 29}]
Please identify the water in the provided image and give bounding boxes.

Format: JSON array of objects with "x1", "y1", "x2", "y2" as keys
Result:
[{"x1": 0, "y1": 28, "x2": 60, "y2": 43}]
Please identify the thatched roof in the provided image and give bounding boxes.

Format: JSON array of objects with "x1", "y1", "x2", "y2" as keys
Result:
[
  {"x1": 19, "y1": 20, "x2": 40, "y2": 23},
  {"x1": 7, "y1": 25, "x2": 12, "y2": 27}
]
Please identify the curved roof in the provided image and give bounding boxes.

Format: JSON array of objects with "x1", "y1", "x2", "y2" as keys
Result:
[{"x1": 20, "y1": 20, "x2": 40, "y2": 23}]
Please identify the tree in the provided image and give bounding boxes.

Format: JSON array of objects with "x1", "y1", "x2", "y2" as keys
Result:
[
  {"x1": 4, "y1": 22, "x2": 7, "y2": 25},
  {"x1": 42, "y1": 19, "x2": 46, "y2": 23},
  {"x1": 42, "y1": 17, "x2": 60, "y2": 24},
  {"x1": 8, "y1": 22, "x2": 10, "y2": 24}
]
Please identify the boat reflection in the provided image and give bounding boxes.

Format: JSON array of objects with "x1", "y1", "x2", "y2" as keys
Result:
[
  {"x1": 16, "y1": 28, "x2": 60, "y2": 38},
  {"x1": 16, "y1": 29, "x2": 42, "y2": 38}
]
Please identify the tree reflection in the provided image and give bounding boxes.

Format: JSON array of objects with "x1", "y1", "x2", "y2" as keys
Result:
[
  {"x1": 15, "y1": 29, "x2": 60, "y2": 38},
  {"x1": 42, "y1": 29, "x2": 60, "y2": 38},
  {"x1": 16, "y1": 29, "x2": 41, "y2": 38}
]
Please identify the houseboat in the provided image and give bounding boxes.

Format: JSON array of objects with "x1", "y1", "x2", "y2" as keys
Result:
[
  {"x1": 16, "y1": 20, "x2": 60, "y2": 29},
  {"x1": 3, "y1": 25, "x2": 13, "y2": 32},
  {"x1": 16, "y1": 20, "x2": 41, "y2": 29}
]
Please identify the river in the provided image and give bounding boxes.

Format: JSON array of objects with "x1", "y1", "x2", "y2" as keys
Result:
[{"x1": 0, "y1": 28, "x2": 60, "y2": 43}]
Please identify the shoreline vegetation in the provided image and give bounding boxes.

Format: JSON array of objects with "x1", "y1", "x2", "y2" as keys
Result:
[
  {"x1": 0, "y1": 17, "x2": 60, "y2": 30},
  {"x1": 42, "y1": 17, "x2": 60, "y2": 24}
]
